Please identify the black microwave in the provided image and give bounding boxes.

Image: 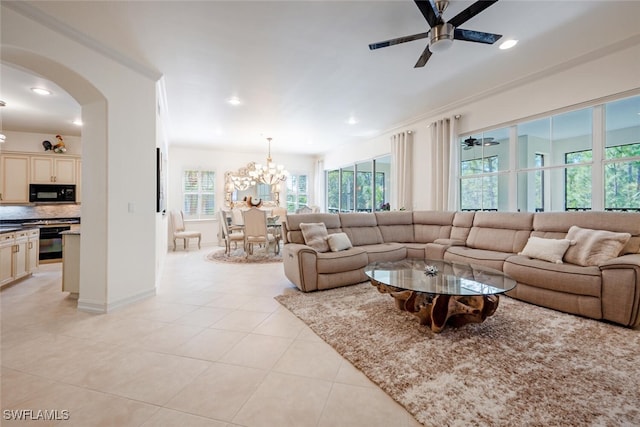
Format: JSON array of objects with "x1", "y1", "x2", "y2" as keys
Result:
[{"x1": 29, "y1": 184, "x2": 76, "y2": 203}]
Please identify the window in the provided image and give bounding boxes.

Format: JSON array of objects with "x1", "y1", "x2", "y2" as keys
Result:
[
  {"x1": 183, "y1": 170, "x2": 215, "y2": 218},
  {"x1": 460, "y1": 156, "x2": 499, "y2": 210},
  {"x1": 604, "y1": 96, "x2": 640, "y2": 211},
  {"x1": 326, "y1": 170, "x2": 340, "y2": 213},
  {"x1": 459, "y1": 127, "x2": 508, "y2": 211},
  {"x1": 325, "y1": 155, "x2": 390, "y2": 213},
  {"x1": 516, "y1": 107, "x2": 593, "y2": 212},
  {"x1": 286, "y1": 174, "x2": 309, "y2": 212}
]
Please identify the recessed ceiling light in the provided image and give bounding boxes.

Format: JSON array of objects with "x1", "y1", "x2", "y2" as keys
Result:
[
  {"x1": 499, "y1": 39, "x2": 518, "y2": 50},
  {"x1": 227, "y1": 96, "x2": 241, "y2": 106},
  {"x1": 31, "y1": 87, "x2": 52, "y2": 96},
  {"x1": 72, "y1": 119, "x2": 83, "y2": 126},
  {"x1": 347, "y1": 116, "x2": 358, "y2": 125}
]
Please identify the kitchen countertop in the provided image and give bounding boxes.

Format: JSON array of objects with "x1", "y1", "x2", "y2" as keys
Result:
[{"x1": 0, "y1": 227, "x2": 23, "y2": 234}]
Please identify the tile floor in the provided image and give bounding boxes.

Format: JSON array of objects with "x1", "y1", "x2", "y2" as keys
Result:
[{"x1": 1, "y1": 247, "x2": 422, "y2": 427}]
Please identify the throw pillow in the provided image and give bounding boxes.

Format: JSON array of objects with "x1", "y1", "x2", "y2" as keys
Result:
[
  {"x1": 563, "y1": 225, "x2": 631, "y2": 267},
  {"x1": 518, "y1": 236, "x2": 574, "y2": 264},
  {"x1": 327, "y1": 232, "x2": 353, "y2": 252},
  {"x1": 300, "y1": 222, "x2": 330, "y2": 253}
]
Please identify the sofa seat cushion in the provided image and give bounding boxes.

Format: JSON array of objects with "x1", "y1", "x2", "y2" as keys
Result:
[
  {"x1": 359, "y1": 243, "x2": 407, "y2": 263},
  {"x1": 404, "y1": 243, "x2": 429, "y2": 259},
  {"x1": 504, "y1": 255, "x2": 601, "y2": 297},
  {"x1": 316, "y1": 247, "x2": 369, "y2": 274}
]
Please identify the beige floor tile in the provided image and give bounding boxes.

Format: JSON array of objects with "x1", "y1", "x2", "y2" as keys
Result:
[
  {"x1": 97, "y1": 350, "x2": 212, "y2": 405},
  {"x1": 334, "y1": 360, "x2": 378, "y2": 388},
  {"x1": 251, "y1": 309, "x2": 307, "y2": 338},
  {"x1": 318, "y1": 383, "x2": 423, "y2": 427},
  {"x1": 165, "y1": 363, "x2": 267, "y2": 422},
  {"x1": 129, "y1": 323, "x2": 205, "y2": 353},
  {"x1": 173, "y1": 306, "x2": 234, "y2": 327},
  {"x1": 232, "y1": 371, "x2": 333, "y2": 427},
  {"x1": 172, "y1": 328, "x2": 247, "y2": 361},
  {"x1": 219, "y1": 333, "x2": 293, "y2": 370},
  {"x1": 210, "y1": 309, "x2": 271, "y2": 333},
  {"x1": 1, "y1": 249, "x2": 422, "y2": 426},
  {"x1": 272, "y1": 340, "x2": 343, "y2": 381},
  {"x1": 141, "y1": 408, "x2": 228, "y2": 427}
]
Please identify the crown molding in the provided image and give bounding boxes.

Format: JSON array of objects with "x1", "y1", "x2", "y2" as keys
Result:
[{"x1": 3, "y1": 1, "x2": 162, "y2": 81}]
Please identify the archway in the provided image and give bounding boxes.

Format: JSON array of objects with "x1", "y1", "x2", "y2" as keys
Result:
[{"x1": 2, "y1": 46, "x2": 109, "y2": 311}]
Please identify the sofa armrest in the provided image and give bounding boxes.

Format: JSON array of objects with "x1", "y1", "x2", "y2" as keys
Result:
[
  {"x1": 599, "y1": 254, "x2": 640, "y2": 327},
  {"x1": 282, "y1": 243, "x2": 320, "y2": 292}
]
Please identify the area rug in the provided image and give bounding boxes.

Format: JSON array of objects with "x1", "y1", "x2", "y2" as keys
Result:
[
  {"x1": 206, "y1": 248, "x2": 282, "y2": 264},
  {"x1": 275, "y1": 283, "x2": 640, "y2": 426}
]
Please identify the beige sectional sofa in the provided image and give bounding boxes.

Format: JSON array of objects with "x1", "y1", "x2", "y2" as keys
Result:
[{"x1": 281, "y1": 210, "x2": 640, "y2": 327}]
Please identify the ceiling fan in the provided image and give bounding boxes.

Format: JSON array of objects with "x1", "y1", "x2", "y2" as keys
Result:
[
  {"x1": 369, "y1": 0, "x2": 502, "y2": 68},
  {"x1": 462, "y1": 136, "x2": 499, "y2": 149}
]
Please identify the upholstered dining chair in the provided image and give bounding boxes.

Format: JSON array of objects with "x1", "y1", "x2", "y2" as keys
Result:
[
  {"x1": 220, "y1": 210, "x2": 244, "y2": 255},
  {"x1": 169, "y1": 210, "x2": 201, "y2": 251},
  {"x1": 242, "y1": 207, "x2": 278, "y2": 255}
]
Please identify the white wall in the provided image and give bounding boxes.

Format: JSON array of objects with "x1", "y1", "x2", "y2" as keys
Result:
[
  {"x1": 1, "y1": 131, "x2": 82, "y2": 155},
  {"x1": 168, "y1": 146, "x2": 316, "y2": 246},
  {"x1": 3, "y1": 4, "x2": 159, "y2": 312},
  {"x1": 323, "y1": 41, "x2": 640, "y2": 211}
]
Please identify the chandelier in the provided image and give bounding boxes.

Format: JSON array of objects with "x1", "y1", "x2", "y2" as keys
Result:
[
  {"x1": 230, "y1": 175, "x2": 256, "y2": 191},
  {"x1": 250, "y1": 137, "x2": 289, "y2": 185}
]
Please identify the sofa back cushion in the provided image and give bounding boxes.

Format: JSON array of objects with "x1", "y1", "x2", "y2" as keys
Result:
[
  {"x1": 466, "y1": 212, "x2": 534, "y2": 253},
  {"x1": 375, "y1": 211, "x2": 415, "y2": 243},
  {"x1": 532, "y1": 211, "x2": 640, "y2": 255},
  {"x1": 450, "y1": 211, "x2": 475, "y2": 242},
  {"x1": 285, "y1": 213, "x2": 342, "y2": 245},
  {"x1": 413, "y1": 211, "x2": 455, "y2": 243},
  {"x1": 339, "y1": 213, "x2": 384, "y2": 246}
]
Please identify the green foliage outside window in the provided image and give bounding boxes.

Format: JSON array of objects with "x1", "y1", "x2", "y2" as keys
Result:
[{"x1": 605, "y1": 143, "x2": 640, "y2": 210}]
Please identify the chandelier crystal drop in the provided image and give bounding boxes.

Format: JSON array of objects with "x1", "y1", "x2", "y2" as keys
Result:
[{"x1": 249, "y1": 137, "x2": 289, "y2": 185}]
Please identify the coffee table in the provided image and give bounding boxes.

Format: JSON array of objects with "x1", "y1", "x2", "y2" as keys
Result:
[{"x1": 364, "y1": 259, "x2": 516, "y2": 333}]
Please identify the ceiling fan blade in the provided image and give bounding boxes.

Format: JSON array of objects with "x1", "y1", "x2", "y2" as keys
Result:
[
  {"x1": 414, "y1": 0, "x2": 441, "y2": 28},
  {"x1": 369, "y1": 32, "x2": 430, "y2": 50},
  {"x1": 414, "y1": 45, "x2": 433, "y2": 68},
  {"x1": 454, "y1": 28, "x2": 502, "y2": 44},
  {"x1": 448, "y1": 0, "x2": 499, "y2": 28}
]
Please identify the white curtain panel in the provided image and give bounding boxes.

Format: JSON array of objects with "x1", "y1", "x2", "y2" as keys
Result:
[
  {"x1": 391, "y1": 131, "x2": 413, "y2": 210},
  {"x1": 314, "y1": 158, "x2": 325, "y2": 211},
  {"x1": 429, "y1": 117, "x2": 459, "y2": 210}
]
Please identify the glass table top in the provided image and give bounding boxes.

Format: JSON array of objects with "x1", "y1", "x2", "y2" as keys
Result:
[{"x1": 364, "y1": 259, "x2": 516, "y2": 296}]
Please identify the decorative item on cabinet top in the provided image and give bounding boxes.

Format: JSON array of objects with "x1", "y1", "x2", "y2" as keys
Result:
[{"x1": 42, "y1": 135, "x2": 68, "y2": 153}]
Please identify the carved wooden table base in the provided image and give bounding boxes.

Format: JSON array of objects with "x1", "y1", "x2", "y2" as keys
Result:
[{"x1": 371, "y1": 279, "x2": 500, "y2": 333}]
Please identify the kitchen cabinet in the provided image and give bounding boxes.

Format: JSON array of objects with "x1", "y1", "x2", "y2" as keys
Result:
[
  {"x1": 76, "y1": 159, "x2": 82, "y2": 204},
  {"x1": 0, "y1": 229, "x2": 39, "y2": 287},
  {"x1": 0, "y1": 233, "x2": 14, "y2": 286},
  {"x1": 0, "y1": 154, "x2": 30, "y2": 204},
  {"x1": 31, "y1": 156, "x2": 76, "y2": 184}
]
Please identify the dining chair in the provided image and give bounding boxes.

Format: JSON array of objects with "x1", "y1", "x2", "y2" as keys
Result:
[
  {"x1": 242, "y1": 207, "x2": 278, "y2": 255},
  {"x1": 220, "y1": 210, "x2": 244, "y2": 255},
  {"x1": 169, "y1": 210, "x2": 201, "y2": 251}
]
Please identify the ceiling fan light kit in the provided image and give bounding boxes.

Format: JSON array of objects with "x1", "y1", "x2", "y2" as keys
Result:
[{"x1": 369, "y1": 0, "x2": 502, "y2": 68}]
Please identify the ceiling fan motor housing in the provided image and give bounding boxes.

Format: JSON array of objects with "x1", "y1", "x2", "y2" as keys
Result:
[{"x1": 430, "y1": 23, "x2": 454, "y2": 52}]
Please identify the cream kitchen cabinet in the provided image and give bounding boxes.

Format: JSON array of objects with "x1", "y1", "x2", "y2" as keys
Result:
[
  {"x1": 0, "y1": 154, "x2": 30, "y2": 204},
  {"x1": 31, "y1": 156, "x2": 77, "y2": 184},
  {"x1": 0, "y1": 229, "x2": 38, "y2": 287}
]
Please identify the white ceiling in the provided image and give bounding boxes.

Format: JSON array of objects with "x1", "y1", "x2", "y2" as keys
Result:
[{"x1": 2, "y1": 0, "x2": 640, "y2": 155}]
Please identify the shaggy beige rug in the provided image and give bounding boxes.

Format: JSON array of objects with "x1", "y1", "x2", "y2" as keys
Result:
[
  {"x1": 206, "y1": 248, "x2": 282, "y2": 264},
  {"x1": 275, "y1": 283, "x2": 640, "y2": 426}
]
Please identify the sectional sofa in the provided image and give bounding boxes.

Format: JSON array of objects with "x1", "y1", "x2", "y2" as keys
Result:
[{"x1": 281, "y1": 211, "x2": 640, "y2": 327}]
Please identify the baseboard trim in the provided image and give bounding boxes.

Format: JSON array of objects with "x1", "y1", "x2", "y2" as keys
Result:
[{"x1": 77, "y1": 288, "x2": 156, "y2": 314}]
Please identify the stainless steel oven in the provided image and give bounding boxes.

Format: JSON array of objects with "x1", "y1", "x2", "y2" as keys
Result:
[
  {"x1": 38, "y1": 225, "x2": 71, "y2": 261},
  {"x1": 20, "y1": 220, "x2": 80, "y2": 262}
]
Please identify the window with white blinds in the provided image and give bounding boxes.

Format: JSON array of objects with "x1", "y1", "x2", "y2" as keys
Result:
[{"x1": 183, "y1": 170, "x2": 216, "y2": 218}]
